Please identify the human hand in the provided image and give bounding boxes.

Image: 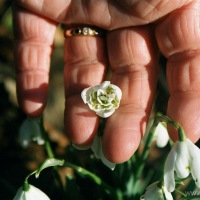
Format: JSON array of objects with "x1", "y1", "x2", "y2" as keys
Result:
[{"x1": 13, "y1": 0, "x2": 200, "y2": 163}]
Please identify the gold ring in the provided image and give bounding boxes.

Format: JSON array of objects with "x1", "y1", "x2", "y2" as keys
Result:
[{"x1": 64, "y1": 26, "x2": 106, "y2": 37}]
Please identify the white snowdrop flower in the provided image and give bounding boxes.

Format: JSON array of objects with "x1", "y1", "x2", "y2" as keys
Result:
[
  {"x1": 81, "y1": 81, "x2": 122, "y2": 118},
  {"x1": 13, "y1": 184, "x2": 50, "y2": 200},
  {"x1": 91, "y1": 134, "x2": 116, "y2": 170},
  {"x1": 144, "y1": 120, "x2": 169, "y2": 148},
  {"x1": 140, "y1": 181, "x2": 173, "y2": 200},
  {"x1": 164, "y1": 138, "x2": 200, "y2": 192},
  {"x1": 19, "y1": 118, "x2": 45, "y2": 148},
  {"x1": 155, "y1": 122, "x2": 170, "y2": 148},
  {"x1": 73, "y1": 134, "x2": 116, "y2": 170}
]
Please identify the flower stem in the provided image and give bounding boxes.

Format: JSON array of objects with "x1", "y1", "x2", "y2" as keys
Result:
[
  {"x1": 22, "y1": 170, "x2": 37, "y2": 191},
  {"x1": 39, "y1": 117, "x2": 65, "y2": 195},
  {"x1": 178, "y1": 127, "x2": 186, "y2": 141},
  {"x1": 97, "y1": 118, "x2": 106, "y2": 136},
  {"x1": 40, "y1": 117, "x2": 54, "y2": 158},
  {"x1": 63, "y1": 161, "x2": 121, "y2": 200},
  {"x1": 175, "y1": 188, "x2": 187, "y2": 197},
  {"x1": 157, "y1": 115, "x2": 186, "y2": 141},
  {"x1": 135, "y1": 118, "x2": 159, "y2": 180}
]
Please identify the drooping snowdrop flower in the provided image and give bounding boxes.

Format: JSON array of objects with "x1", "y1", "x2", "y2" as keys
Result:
[
  {"x1": 81, "y1": 81, "x2": 122, "y2": 118},
  {"x1": 91, "y1": 134, "x2": 116, "y2": 170},
  {"x1": 13, "y1": 184, "x2": 50, "y2": 200},
  {"x1": 73, "y1": 134, "x2": 116, "y2": 170},
  {"x1": 155, "y1": 122, "x2": 170, "y2": 148},
  {"x1": 164, "y1": 138, "x2": 200, "y2": 192},
  {"x1": 140, "y1": 181, "x2": 173, "y2": 200},
  {"x1": 144, "y1": 119, "x2": 169, "y2": 148},
  {"x1": 19, "y1": 118, "x2": 45, "y2": 148}
]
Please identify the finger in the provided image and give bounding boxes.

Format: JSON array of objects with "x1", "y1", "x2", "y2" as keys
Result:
[
  {"x1": 64, "y1": 33, "x2": 107, "y2": 145},
  {"x1": 13, "y1": 4, "x2": 57, "y2": 116},
  {"x1": 16, "y1": 0, "x2": 71, "y2": 23},
  {"x1": 104, "y1": 26, "x2": 159, "y2": 163},
  {"x1": 155, "y1": 0, "x2": 200, "y2": 142}
]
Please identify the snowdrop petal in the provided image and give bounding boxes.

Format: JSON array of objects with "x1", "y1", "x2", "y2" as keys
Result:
[
  {"x1": 100, "y1": 150, "x2": 116, "y2": 170},
  {"x1": 100, "y1": 81, "x2": 110, "y2": 89},
  {"x1": 13, "y1": 187, "x2": 24, "y2": 200},
  {"x1": 36, "y1": 138, "x2": 45, "y2": 145},
  {"x1": 140, "y1": 181, "x2": 173, "y2": 200},
  {"x1": 164, "y1": 141, "x2": 178, "y2": 192},
  {"x1": 19, "y1": 118, "x2": 44, "y2": 148},
  {"x1": 163, "y1": 186, "x2": 174, "y2": 200},
  {"x1": 96, "y1": 108, "x2": 115, "y2": 118},
  {"x1": 190, "y1": 156, "x2": 200, "y2": 188},
  {"x1": 186, "y1": 139, "x2": 200, "y2": 188},
  {"x1": 81, "y1": 87, "x2": 92, "y2": 103},
  {"x1": 91, "y1": 135, "x2": 116, "y2": 170},
  {"x1": 110, "y1": 84, "x2": 122, "y2": 100},
  {"x1": 13, "y1": 185, "x2": 50, "y2": 200},
  {"x1": 91, "y1": 135, "x2": 101, "y2": 159},
  {"x1": 72, "y1": 143, "x2": 92, "y2": 150},
  {"x1": 140, "y1": 182, "x2": 163, "y2": 199},
  {"x1": 155, "y1": 123, "x2": 170, "y2": 148},
  {"x1": 174, "y1": 141, "x2": 190, "y2": 179}
]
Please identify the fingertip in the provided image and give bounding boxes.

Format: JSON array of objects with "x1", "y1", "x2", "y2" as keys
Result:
[
  {"x1": 17, "y1": 81, "x2": 48, "y2": 117},
  {"x1": 103, "y1": 130, "x2": 141, "y2": 163},
  {"x1": 19, "y1": 100, "x2": 46, "y2": 117},
  {"x1": 167, "y1": 92, "x2": 200, "y2": 143},
  {"x1": 102, "y1": 109, "x2": 145, "y2": 163}
]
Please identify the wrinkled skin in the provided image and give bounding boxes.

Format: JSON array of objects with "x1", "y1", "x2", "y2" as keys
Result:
[{"x1": 13, "y1": 0, "x2": 200, "y2": 163}]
